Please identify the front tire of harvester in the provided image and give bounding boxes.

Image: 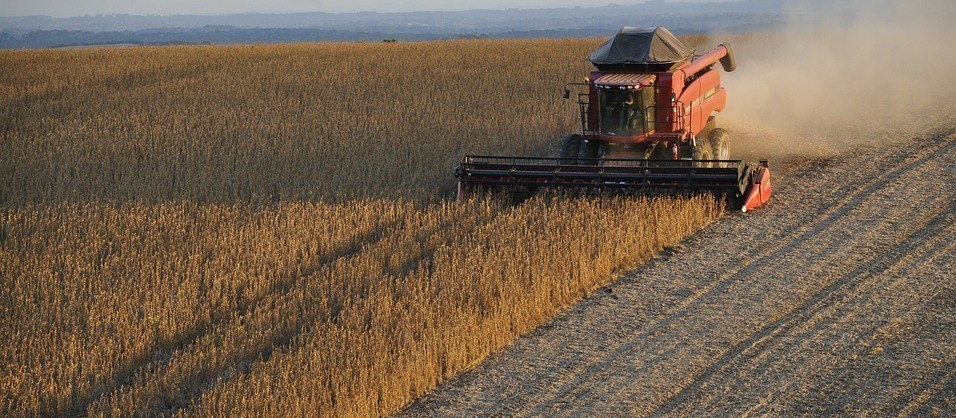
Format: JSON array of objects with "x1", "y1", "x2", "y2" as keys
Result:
[
  {"x1": 560, "y1": 134, "x2": 582, "y2": 165},
  {"x1": 579, "y1": 139, "x2": 600, "y2": 165},
  {"x1": 693, "y1": 138, "x2": 714, "y2": 167},
  {"x1": 709, "y1": 128, "x2": 730, "y2": 160}
]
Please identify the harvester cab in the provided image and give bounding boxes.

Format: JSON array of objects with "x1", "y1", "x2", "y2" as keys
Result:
[
  {"x1": 457, "y1": 26, "x2": 772, "y2": 212},
  {"x1": 596, "y1": 83, "x2": 655, "y2": 137}
]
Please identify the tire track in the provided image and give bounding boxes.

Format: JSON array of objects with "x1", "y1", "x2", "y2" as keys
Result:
[
  {"x1": 898, "y1": 363, "x2": 956, "y2": 417},
  {"x1": 781, "y1": 282, "x2": 955, "y2": 416},
  {"x1": 752, "y1": 240, "x2": 953, "y2": 416},
  {"x1": 736, "y1": 239, "x2": 954, "y2": 417},
  {"x1": 651, "y1": 211, "x2": 953, "y2": 417},
  {"x1": 890, "y1": 286, "x2": 956, "y2": 417}
]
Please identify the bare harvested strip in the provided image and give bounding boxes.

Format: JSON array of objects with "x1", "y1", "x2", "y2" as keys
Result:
[
  {"x1": 763, "y1": 242, "x2": 954, "y2": 416},
  {"x1": 657, "y1": 209, "x2": 953, "y2": 416},
  {"x1": 588, "y1": 144, "x2": 952, "y2": 415},
  {"x1": 646, "y1": 140, "x2": 956, "y2": 415},
  {"x1": 775, "y1": 243, "x2": 951, "y2": 409},
  {"x1": 892, "y1": 308, "x2": 956, "y2": 417}
]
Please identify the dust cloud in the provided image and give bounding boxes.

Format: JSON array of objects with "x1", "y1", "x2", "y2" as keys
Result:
[{"x1": 718, "y1": 0, "x2": 956, "y2": 161}]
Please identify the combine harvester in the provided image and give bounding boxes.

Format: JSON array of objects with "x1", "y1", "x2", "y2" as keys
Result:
[{"x1": 456, "y1": 27, "x2": 772, "y2": 212}]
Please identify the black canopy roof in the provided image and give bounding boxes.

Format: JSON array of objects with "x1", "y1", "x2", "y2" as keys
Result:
[{"x1": 588, "y1": 26, "x2": 693, "y2": 71}]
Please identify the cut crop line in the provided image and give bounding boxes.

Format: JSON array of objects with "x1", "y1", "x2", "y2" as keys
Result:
[
  {"x1": 581, "y1": 141, "x2": 956, "y2": 413},
  {"x1": 511, "y1": 140, "x2": 954, "y2": 417},
  {"x1": 585, "y1": 207, "x2": 952, "y2": 416}
]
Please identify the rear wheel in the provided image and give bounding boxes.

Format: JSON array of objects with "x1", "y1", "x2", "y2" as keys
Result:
[
  {"x1": 559, "y1": 134, "x2": 582, "y2": 165},
  {"x1": 709, "y1": 128, "x2": 730, "y2": 160}
]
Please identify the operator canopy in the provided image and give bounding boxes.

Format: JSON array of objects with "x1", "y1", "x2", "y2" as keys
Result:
[{"x1": 588, "y1": 26, "x2": 693, "y2": 70}]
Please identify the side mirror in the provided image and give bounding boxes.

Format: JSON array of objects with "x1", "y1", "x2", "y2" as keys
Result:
[{"x1": 563, "y1": 89, "x2": 571, "y2": 99}]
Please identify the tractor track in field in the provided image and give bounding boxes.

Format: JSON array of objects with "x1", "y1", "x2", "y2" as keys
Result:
[{"x1": 399, "y1": 130, "x2": 955, "y2": 417}]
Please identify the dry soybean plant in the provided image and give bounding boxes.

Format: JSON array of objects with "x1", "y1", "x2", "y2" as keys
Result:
[{"x1": 1, "y1": 37, "x2": 722, "y2": 417}]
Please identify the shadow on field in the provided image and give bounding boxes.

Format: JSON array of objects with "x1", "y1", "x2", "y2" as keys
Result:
[{"x1": 71, "y1": 215, "x2": 407, "y2": 414}]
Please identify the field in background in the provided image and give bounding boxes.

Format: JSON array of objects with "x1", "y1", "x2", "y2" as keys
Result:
[
  {"x1": 0, "y1": 38, "x2": 720, "y2": 417},
  {"x1": 0, "y1": 39, "x2": 599, "y2": 203}
]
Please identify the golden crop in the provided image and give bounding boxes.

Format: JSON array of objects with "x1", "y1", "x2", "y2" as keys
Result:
[{"x1": 1, "y1": 38, "x2": 720, "y2": 417}]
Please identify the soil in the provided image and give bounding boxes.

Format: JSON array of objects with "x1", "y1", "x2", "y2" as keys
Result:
[{"x1": 400, "y1": 130, "x2": 956, "y2": 417}]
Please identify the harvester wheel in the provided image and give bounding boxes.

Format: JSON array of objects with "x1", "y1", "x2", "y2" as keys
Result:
[
  {"x1": 559, "y1": 134, "x2": 582, "y2": 165},
  {"x1": 579, "y1": 139, "x2": 600, "y2": 165},
  {"x1": 693, "y1": 137, "x2": 714, "y2": 167},
  {"x1": 709, "y1": 128, "x2": 730, "y2": 160}
]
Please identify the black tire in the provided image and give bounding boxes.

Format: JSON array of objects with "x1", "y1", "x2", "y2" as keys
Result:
[
  {"x1": 559, "y1": 134, "x2": 582, "y2": 165},
  {"x1": 579, "y1": 139, "x2": 601, "y2": 165},
  {"x1": 709, "y1": 128, "x2": 730, "y2": 160},
  {"x1": 693, "y1": 137, "x2": 714, "y2": 167}
]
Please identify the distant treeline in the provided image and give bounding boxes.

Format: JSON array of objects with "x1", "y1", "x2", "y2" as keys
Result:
[
  {"x1": 0, "y1": 27, "x2": 443, "y2": 49},
  {"x1": 0, "y1": 21, "x2": 779, "y2": 49}
]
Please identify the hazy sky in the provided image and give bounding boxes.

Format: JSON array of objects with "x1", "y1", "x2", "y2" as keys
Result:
[{"x1": 1, "y1": 0, "x2": 733, "y2": 18}]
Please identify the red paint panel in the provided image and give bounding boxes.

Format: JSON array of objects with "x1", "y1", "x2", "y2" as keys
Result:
[
  {"x1": 741, "y1": 167, "x2": 772, "y2": 212},
  {"x1": 678, "y1": 68, "x2": 723, "y2": 136}
]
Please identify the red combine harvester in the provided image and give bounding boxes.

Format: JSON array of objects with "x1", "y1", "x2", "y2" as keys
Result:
[{"x1": 456, "y1": 27, "x2": 772, "y2": 212}]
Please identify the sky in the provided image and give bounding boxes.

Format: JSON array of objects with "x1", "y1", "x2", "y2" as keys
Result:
[{"x1": 0, "y1": 0, "x2": 734, "y2": 18}]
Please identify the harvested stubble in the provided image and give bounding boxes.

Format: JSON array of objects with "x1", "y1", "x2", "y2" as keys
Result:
[{"x1": 1, "y1": 38, "x2": 722, "y2": 417}]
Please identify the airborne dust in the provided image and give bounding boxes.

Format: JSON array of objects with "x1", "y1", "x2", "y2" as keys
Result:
[{"x1": 719, "y1": 0, "x2": 956, "y2": 161}]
